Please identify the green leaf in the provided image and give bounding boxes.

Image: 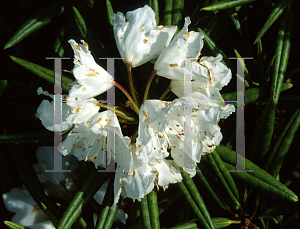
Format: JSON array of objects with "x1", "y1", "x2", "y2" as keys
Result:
[
  {"x1": 202, "y1": 153, "x2": 240, "y2": 210},
  {"x1": 9, "y1": 56, "x2": 72, "y2": 92},
  {"x1": 226, "y1": 7, "x2": 241, "y2": 34},
  {"x1": 168, "y1": 219, "x2": 198, "y2": 229},
  {"x1": 102, "y1": 204, "x2": 119, "y2": 229},
  {"x1": 280, "y1": 83, "x2": 293, "y2": 92},
  {"x1": 106, "y1": 0, "x2": 114, "y2": 26},
  {"x1": 270, "y1": 4, "x2": 291, "y2": 103},
  {"x1": 57, "y1": 170, "x2": 109, "y2": 229},
  {"x1": 233, "y1": 49, "x2": 252, "y2": 85},
  {"x1": 201, "y1": 0, "x2": 258, "y2": 11},
  {"x1": 181, "y1": 171, "x2": 214, "y2": 229},
  {"x1": 197, "y1": 27, "x2": 231, "y2": 67},
  {"x1": 3, "y1": 221, "x2": 30, "y2": 229},
  {"x1": 4, "y1": 4, "x2": 64, "y2": 49},
  {"x1": 148, "y1": 190, "x2": 160, "y2": 229},
  {"x1": 95, "y1": 178, "x2": 114, "y2": 229},
  {"x1": 196, "y1": 166, "x2": 229, "y2": 212},
  {"x1": 177, "y1": 180, "x2": 212, "y2": 229},
  {"x1": 73, "y1": 6, "x2": 87, "y2": 38},
  {"x1": 249, "y1": 96, "x2": 276, "y2": 163},
  {"x1": 254, "y1": 0, "x2": 292, "y2": 43},
  {"x1": 140, "y1": 195, "x2": 152, "y2": 229},
  {"x1": 164, "y1": 0, "x2": 173, "y2": 25},
  {"x1": 40, "y1": 202, "x2": 59, "y2": 227},
  {"x1": 273, "y1": 3, "x2": 292, "y2": 104},
  {"x1": 222, "y1": 88, "x2": 260, "y2": 107},
  {"x1": 256, "y1": 39, "x2": 264, "y2": 84},
  {"x1": 149, "y1": 0, "x2": 160, "y2": 25},
  {"x1": 212, "y1": 217, "x2": 240, "y2": 228},
  {"x1": 265, "y1": 107, "x2": 300, "y2": 177},
  {"x1": 0, "y1": 131, "x2": 54, "y2": 145},
  {"x1": 172, "y1": 0, "x2": 185, "y2": 35},
  {"x1": 215, "y1": 145, "x2": 298, "y2": 202}
]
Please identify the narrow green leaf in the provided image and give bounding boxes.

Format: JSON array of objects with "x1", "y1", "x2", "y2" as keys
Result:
[
  {"x1": 148, "y1": 190, "x2": 160, "y2": 229},
  {"x1": 254, "y1": 0, "x2": 292, "y2": 43},
  {"x1": 212, "y1": 217, "x2": 241, "y2": 229},
  {"x1": 9, "y1": 56, "x2": 72, "y2": 92},
  {"x1": 182, "y1": 171, "x2": 214, "y2": 228},
  {"x1": 177, "y1": 181, "x2": 212, "y2": 229},
  {"x1": 57, "y1": 170, "x2": 109, "y2": 229},
  {"x1": 266, "y1": 107, "x2": 300, "y2": 177},
  {"x1": 201, "y1": 0, "x2": 258, "y2": 11},
  {"x1": 222, "y1": 88, "x2": 260, "y2": 107},
  {"x1": 201, "y1": 155, "x2": 240, "y2": 211},
  {"x1": 103, "y1": 204, "x2": 119, "y2": 229},
  {"x1": 249, "y1": 96, "x2": 276, "y2": 162},
  {"x1": 40, "y1": 202, "x2": 59, "y2": 227},
  {"x1": 95, "y1": 178, "x2": 114, "y2": 229},
  {"x1": 4, "y1": 5, "x2": 64, "y2": 49},
  {"x1": 3, "y1": 221, "x2": 30, "y2": 229},
  {"x1": 106, "y1": 0, "x2": 114, "y2": 26},
  {"x1": 273, "y1": 3, "x2": 292, "y2": 104},
  {"x1": 280, "y1": 83, "x2": 293, "y2": 92},
  {"x1": 197, "y1": 27, "x2": 231, "y2": 67},
  {"x1": 172, "y1": 0, "x2": 185, "y2": 34},
  {"x1": 164, "y1": 0, "x2": 173, "y2": 25},
  {"x1": 270, "y1": 5, "x2": 289, "y2": 102},
  {"x1": 73, "y1": 7, "x2": 87, "y2": 38},
  {"x1": 149, "y1": 0, "x2": 160, "y2": 25},
  {"x1": 208, "y1": 153, "x2": 240, "y2": 206},
  {"x1": 168, "y1": 219, "x2": 197, "y2": 229},
  {"x1": 196, "y1": 166, "x2": 229, "y2": 211},
  {"x1": 140, "y1": 195, "x2": 152, "y2": 229},
  {"x1": 257, "y1": 39, "x2": 264, "y2": 84},
  {"x1": 215, "y1": 145, "x2": 298, "y2": 202}
]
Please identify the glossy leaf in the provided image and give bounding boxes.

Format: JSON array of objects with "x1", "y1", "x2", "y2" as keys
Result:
[
  {"x1": 266, "y1": 107, "x2": 300, "y2": 177},
  {"x1": 172, "y1": 0, "x2": 185, "y2": 34},
  {"x1": 149, "y1": 0, "x2": 159, "y2": 25},
  {"x1": 148, "y1": 190, "x2": 160, "y2": 229},
  {"x1": 249, "y1": 96, "x2": 276, "y2": 162},
  {"x1": 106, "y1": 0, "x2": 114, "y2": 26},
  {"x1": 73, "y1": 6, "x2": 87, "y2": 38},
  {"x1": 9, "y1": 56, "x2": 72, "y2": 92},
  {"x1": 201, "y1": 0, "x2": 258, "y2": 11},
  {"x1": 4, "y1": 5, "x2": 64, "y2": 49},
  {"x1": 215, "y1": 145, "x2": 298, "y2": 202},
  {"x1": 181, "y1": 171, "x2": 214, "y2": 229},
  {"x1": 254, "y1": 0, "x2": 292, "y2": 43},
  {"x1": 222, "y1": 88, "x2": 259, "y2": 107},
  {"x1": 3, "y1": 221, "x2": 30, "y2": 229},
  {"x1": 140, "y1": 195, "x2": 152, "y2": 229},
  {"x1": 273, "y1": 3, "x2": 292, "y2": 104},
  {"x1": 164, "y1": 0, "x2": 173, "y2": 25}
]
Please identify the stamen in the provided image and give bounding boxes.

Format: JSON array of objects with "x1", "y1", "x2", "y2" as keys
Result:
[
  {"x1": 86, "y1": 135, "x2": 106, "y2": 162},
  {"x1": 163, "y1": 131, "x2": 172, "y2": 149}
]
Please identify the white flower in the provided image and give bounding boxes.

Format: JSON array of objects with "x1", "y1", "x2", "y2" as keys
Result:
[
  {"x1": 59, "y1": 111, "x2": 125, "y2": 169},
  {"x1": 154, "y1": 17, "x2": 231, "y2": 97},
  {"x1": 2, "y1": 188, "x2": 55, "y2": 229},
  {"x1": 111, "y1": 5, "x2": 177, "y2": 67},
  {"x1": 37, "y1": 87, "x2": 72, "y2": 132},
  {"x1": 66, "y1": 40, "x2": 114, "y2": 123},
  {"x1": 136, "y1": 94, "x2": 235, "y2": 175},
  {"x1": 113, "y1": 140, "x2": 182, "y2": 210}
]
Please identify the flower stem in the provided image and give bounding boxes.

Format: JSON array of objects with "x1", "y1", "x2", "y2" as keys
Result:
[
  {"x1": 143, "y1": 69, "x2": 156, "y2": 103},
  {"x1": 126, "y1": 64, "x2": 140, "y2": 107},
  {"x1": 97, "y1": 102, "x2": 137, "y2": 122},
  {"x1": 159, "y1": 83, "x2": 171, "y2": 100},
  {"x1": 114, "y1": 81, "x2": 140, "y2": 115}
]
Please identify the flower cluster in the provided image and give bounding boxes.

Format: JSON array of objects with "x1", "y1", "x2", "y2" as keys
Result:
[{"x1": 35, "y1": 4, "x2": 234, "y2": 213}]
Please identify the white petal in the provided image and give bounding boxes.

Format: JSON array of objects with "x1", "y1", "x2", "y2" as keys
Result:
[
  {"x1": 112, "y1": 5, "x2": 177, "y2": 67},
  {"x1": 68, "y1": 39, "x2": 114, "y2": 99}
]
